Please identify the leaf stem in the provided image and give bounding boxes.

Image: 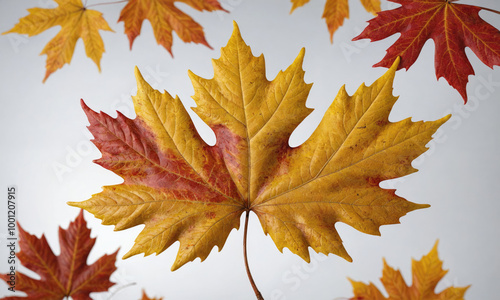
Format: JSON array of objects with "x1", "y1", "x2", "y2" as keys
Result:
[
  {"x1": 85, "y1": 0, "x2": 129, "y2": 8},
  {"x1": 449, "y1": 0, "x2": 500, "y2": 15},
  {"x1": 478, "y1": 6, "x2": 500, "y2": 15},
  {"x1": 107, "y1": 282, "x2": 136, "y2": 299},
  {"x1": 243, "y1": 210, "x2": 264, "y2": 300}
]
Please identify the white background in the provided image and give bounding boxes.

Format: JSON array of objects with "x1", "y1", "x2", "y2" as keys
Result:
[{"x1": 1, "y1": 0, "x2": 499, "y2": 299}]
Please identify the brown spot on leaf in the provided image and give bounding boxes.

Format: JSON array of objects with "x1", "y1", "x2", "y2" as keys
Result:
[{"x1": 205, "y1": 212, "x2": 216, "y2": 219}]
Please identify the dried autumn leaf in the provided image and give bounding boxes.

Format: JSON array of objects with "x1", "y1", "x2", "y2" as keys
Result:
[
  {"x1": 2, "y1": 0, "x2": 113, "y2": 82},
  {"x1": 142, "y1": 289, "x2": 163, "y2": 300},
  {"x1": 69, "y1": 22, "x2": 449, "y2": 278},
  {"x1": 0, "y1": 210, "x2": 118, "y2": 300},
  {"x1": 353, "y1": 0, "x2": 500, "y2": 102},
  {"x1": 348, "y1": 241, "x2": 470, "y2": 300},
  {"x1": 118, "y1": 0, "x2": 227, "y2": 54},
  {"x1": 290, "y1": 0, "x2": 381, "y2": 41}
]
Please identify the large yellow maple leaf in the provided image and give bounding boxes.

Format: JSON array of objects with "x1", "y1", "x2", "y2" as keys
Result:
[
  {"x1": 69, "y1": 22, "x2": 448, "y2": 280},
  {"x1": 2, "y1": 0, "x2": 113, "y2": 82},
  {"x1": 118, "y1": 0, "x2": 226, "y2": 54},
  {"x1": 290, "y1": 0, "x2": 380, "y2": 41},
  {"x1": 349, "y1": 241, "x2": 470, "y2": 300}
]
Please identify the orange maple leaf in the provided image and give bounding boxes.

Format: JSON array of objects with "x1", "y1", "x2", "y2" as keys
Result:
[
  {"x1": 69, "y1": 22, "x2": 449, "y2": 297},
  {"x1": 0, "y1": 210, "x2": 118, "y2": 300},
  {"x1": 290, "y1": 0, "x2": 381, "y2": 41},
  {"x1": 354, "y1": 0, "x2": 500, "y2": 102},
  {"x1": 348, "y1": 241, "x2": 470, "y2": 300},
  {"x1": 118, "y1": 0, "x2": 227, "y2": 54},
  {"x1": 2, "y1": 0, "x2": 113, "y2": 82},
  {"x1": 141, "y1": 290, "x2": 164, "y2": 300}
]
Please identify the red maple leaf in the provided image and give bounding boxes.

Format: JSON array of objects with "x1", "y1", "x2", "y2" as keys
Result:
[
  {"x1": 353, "y1": 0, "x2": 500, "y2": 102},
  {"x1": 0, "y1": 210, "x2": 118, "y2": 300}
]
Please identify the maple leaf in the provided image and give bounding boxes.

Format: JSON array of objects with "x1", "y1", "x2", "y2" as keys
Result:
[
  {"x1": 353, "y1": 0, "x2": 500, "y2": 102},
  {"x1": 0, "y1": 210, "x2": 118, "y2": 300},
  {"x1": 118, "y1": 0, "x2": 227, "y2": 54},
  {"x1": 68, "y1": 22, "x2": 449, "y2": 296},
  {"x1": 142, "y1": 290, "x2": 163, "y2": 300},
  {"x1": 290, "y1": 0, "x2": 381, "y2": 41},
  {"x1": 2, "y1": 0, "x2": 113, "y2": 82},
  {"x1": 348, "y1": 241, "x2": 470, "y2": 300}
]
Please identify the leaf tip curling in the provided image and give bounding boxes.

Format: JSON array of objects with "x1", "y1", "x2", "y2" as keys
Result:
[
  {"x1": 231, "y1": 20, "x2": 240, "y2": 32},
  {"x1": 80, "y1": 98, "x2": 90, "y2": 111}
]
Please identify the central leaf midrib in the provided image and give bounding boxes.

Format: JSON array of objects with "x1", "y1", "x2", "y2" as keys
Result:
[
  {"x1": 65, "y1": 230, "x2": 80, "y2": 294},
  {"x1": 235, "y1": 35, "x2": 252, "y2": 208},
  {"x1": 442, "y1": 2, "x2": 461, "y2": 81}
]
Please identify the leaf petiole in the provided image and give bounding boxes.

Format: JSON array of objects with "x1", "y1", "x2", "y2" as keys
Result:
[
  {"x1": 243, "y1": 210, "x2": 264, "y2": 300},
  {"x1": 85, "y1": 0, "x2": 128, "y2": 9},
  {"x1": 478, "y1": 6, "x2": 500, "y2": 15},
  {"x1": 448, "y1": 0, "x2": 500, "y2": 15}
]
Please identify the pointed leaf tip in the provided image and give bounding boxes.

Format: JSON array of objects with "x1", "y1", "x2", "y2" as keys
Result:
[
  {"x1": 134, "y1": 66, "x2": 149, "y2": 92},
  {"x1": 80, "y1": 99, "x2": 90, "y2": 111},
  {"x1": 134, "y1": 66, "x2": 143, "y2": 80},
  {"x1": 76, "y1": 208, "x2": 85, "y2": 220},
  {"x1": 231, "y1": 20, "x2": 240, "y2": 32},
  {"x1": 67, "y1": 200, "x2": 84, "y2": 209},
  {"x1": 430, "y1": 239, "x2": 440, "y2": 255},
  {"x1": 229, "y1": 20, "x2": 247, "y2": 46},
  {"x1": 296, "y1": 47, "x2": 306, "y2": 64}
]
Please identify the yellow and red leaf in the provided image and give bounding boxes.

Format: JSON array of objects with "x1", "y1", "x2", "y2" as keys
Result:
[{"x1": 69, "y1": 22, "x2": 449, "y2": 271}]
